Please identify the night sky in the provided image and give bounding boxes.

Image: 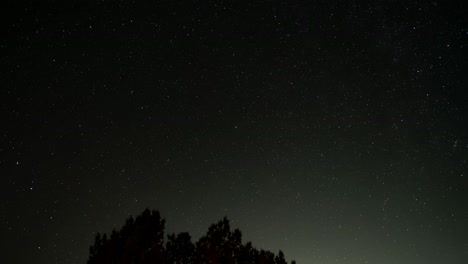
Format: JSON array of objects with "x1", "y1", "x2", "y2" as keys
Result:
[{"x1": 2, "y1": 1, "x2": 468, "y2": 263}]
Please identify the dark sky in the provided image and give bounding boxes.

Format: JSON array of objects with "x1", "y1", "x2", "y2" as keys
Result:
[{"x1": 2, "y1": 1, "x2": 467, "y2": 263}]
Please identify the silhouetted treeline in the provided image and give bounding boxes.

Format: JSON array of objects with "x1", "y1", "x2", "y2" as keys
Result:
[{"x1": 88, "y1": 209, "x2": 296, "y2": 264}]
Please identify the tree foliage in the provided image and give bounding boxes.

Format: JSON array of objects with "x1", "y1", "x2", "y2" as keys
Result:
[{"x1": 88, "y1": 209, "x2": 296, "y2": 264}]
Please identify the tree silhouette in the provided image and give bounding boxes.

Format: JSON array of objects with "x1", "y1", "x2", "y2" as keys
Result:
[
  {"x1": 88, "y1": 209, "x2": 165, "y2": 264},
  {"x1": 166, "y1": 232, "x2": 195, "y2": 264},
  {"x1": 87, "y1": 208, "x2": 296, "y2": 264},
  {"x1": 195, "y1": 217, "x2": 243, "y2": 264}
]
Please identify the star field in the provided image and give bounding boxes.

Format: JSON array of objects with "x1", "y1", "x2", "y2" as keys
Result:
[{"x1": 1, "y1": 1, "x2": 467, "y2": 263}]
